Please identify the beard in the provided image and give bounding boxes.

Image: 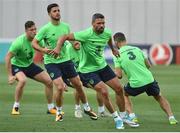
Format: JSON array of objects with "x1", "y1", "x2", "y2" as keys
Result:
[
  {"x1": 51, "y1": 16, "x2": 60, "y2": 21},
  {"x1": 97, "y1": 28, "x2": 104, "y2": 34}
]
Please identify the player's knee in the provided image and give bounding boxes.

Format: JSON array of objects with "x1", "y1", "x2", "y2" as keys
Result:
[
  {"x1": 114, "y1": 85, "x2": 124, "y2": 95},
  {"x1": 101, "y1": 90, "x2": 109, "y2": 99},
  {"x1": 18, "y1": 77, "x2": 27, "y2": 85},
  {"x1": 55, "y1": 83, "x2": 65, "y2": 93},
  {"x1": 73, "y1": 80, "x2": 83, "y2": 89},
  {"x1": 96, "y1": 87, "x2": 109, "y2": 99},
  {"x1": 153, "y1": 94, "x2": 162, "y2": 101},
  {"x1": 45, "y1": 79, "x2": 53, "y2": 89}
]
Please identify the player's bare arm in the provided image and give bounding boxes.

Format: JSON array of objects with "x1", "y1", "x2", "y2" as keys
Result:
[
  {"x1": 5, "y1": 52, "x2": 16, "y2": 85},
  {"x1": 144, "y1": 59, "x2": 151, "y2": 69},
  {"x1": 32, "y1": 38, "x2": 52, "y2": 54},
  {"x1": 51, "y1": 33, "x2": 75, "y2": 57},
  {"x1": 108, "y1": 38, "x2": 119, "y2": 57}
]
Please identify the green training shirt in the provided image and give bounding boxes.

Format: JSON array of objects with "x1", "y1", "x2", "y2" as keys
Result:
[
  {"x1": 9, "y1": 34, "x2": 34, "y2": 67},
  {"x1": 113, "y1": 45, "x2": 154, "y2": 87},
  {"x1": 66, "y1": 42, "x2": 81, "y2": 72},
  {"x1": 35, "y1": 22, "x2": 71, "y2": 64},
  {"x1": 74, "y1": 27, "x2": 112, "y2": 73}
]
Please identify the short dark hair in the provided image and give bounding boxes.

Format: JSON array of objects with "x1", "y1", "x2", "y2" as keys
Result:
[
  {"x1": 25, "y1": 21, "x2": 35, "y2": 30},
  {"x1": 92, "y1": 13, "x2": 104, "y2": 22},
  {"x1": 113, "y1": 32, "x2": 126, "y2": 42},
  {"x1": 47, "y1": 3, "x2": 59, "y2": 13}
]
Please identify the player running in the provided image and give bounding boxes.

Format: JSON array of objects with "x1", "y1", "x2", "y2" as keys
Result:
[
  {"x1": 113, "y1": 32, "x2": 178, "y2": 125},
  {"x1": 32, "y1": 3, "x2": 97, "y2": 122},
  {"x1": 51, "y1": 13, "x2": 139, "y2": 129},
  {"x1": 63, "y1": 41, "x2": 111, "y2": 118},
  {"x1": 5, "y1": 21, "x2": 56, "y2": 115}
]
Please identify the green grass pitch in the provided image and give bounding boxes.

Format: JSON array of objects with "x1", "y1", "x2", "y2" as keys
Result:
[{"x1": 0, "y1": 64, "x2": 179, "y2": 131}]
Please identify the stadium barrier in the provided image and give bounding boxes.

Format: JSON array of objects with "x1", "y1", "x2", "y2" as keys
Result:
[
  {"x1": 1, "y1": 40, "x2": 180, "y2": 65},
  {"x1": 0, "y1": 40, "x2": 11, "y2": 63}
]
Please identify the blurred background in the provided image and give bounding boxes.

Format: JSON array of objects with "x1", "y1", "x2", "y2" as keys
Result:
[
  {"x1": 0, "y1": 1, "x2": 179, "y2": 132},
  {"x1": 0, "y1": 0, "x2": 180, "y2": 65}
]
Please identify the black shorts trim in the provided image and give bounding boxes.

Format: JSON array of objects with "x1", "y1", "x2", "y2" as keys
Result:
[
  {"x1": 12, "y1": 63, "x2": 44, "y2": 79},
  {"x1": 62, "y1": 72, "x2": 89, "y2": 88},
  {"x1": 124, "y1": 80, "x2": 160, "y2": 96},
  {"x1": 45, "y1": 60, "x2": 78, "y2": 80},
  {"x1": 80, "y1": 65, "x2": 116, "y2": 87}
]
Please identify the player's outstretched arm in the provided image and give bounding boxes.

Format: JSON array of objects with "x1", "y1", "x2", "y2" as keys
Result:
[
  {"x1": 51, "y1": 33, "x2": 75, "y2": 57},
  {"x1": 5, "y1": 52, "x2": 16, "y2": 84},
  {"x1": 32, "y1": 38, "x2": 51, "y2": 54}
]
